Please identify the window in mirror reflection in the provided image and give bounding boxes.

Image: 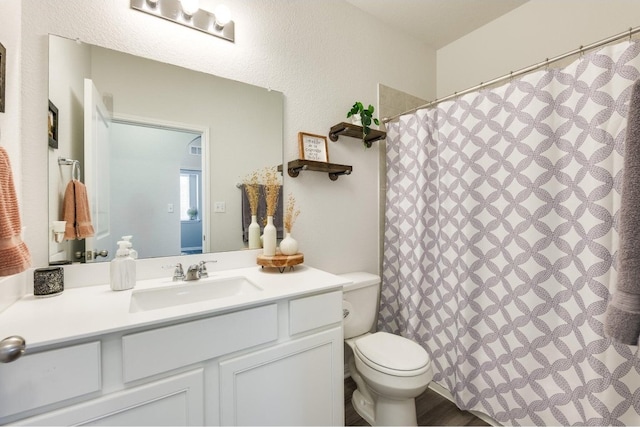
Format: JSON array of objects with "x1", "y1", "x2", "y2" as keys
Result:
[
  {"x1": 180, "y1": 170, "x2": 202, "y2": 221},
  {"x1": 180, "y1": 169, "x2": 203, "y2": 255}
]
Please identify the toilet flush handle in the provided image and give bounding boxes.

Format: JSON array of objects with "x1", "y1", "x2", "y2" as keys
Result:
[{"x1": 343, "y1": 308, "x2": 350, "y2": 319}]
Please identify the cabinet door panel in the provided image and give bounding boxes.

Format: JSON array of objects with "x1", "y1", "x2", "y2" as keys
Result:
[
  {"x1": 220, "y1": 327, "x2": 343, "y2": 426},
  {"x1": 17, "y1": 369, "x2": 204, "y2": 426},
  {"x1": 0, "y1": 341, "x2": 101, "y2": 420}
]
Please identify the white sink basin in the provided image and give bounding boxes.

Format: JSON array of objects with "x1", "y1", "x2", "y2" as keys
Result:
[{"x1": 129, "y1": 276, "x2": 262, "y2": 313}]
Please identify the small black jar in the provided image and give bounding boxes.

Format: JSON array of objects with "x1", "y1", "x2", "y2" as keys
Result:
[{"x1": 33, "y1": 267, "x2": 64, "y2": 297}]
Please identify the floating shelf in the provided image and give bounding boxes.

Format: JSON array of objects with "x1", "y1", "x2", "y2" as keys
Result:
[
  {"x1": 287, "y1": 159, "x2": 352, "y2": 181},
  {"x1": 329, "y1": 122, "x2": 387, "y2": 144}
]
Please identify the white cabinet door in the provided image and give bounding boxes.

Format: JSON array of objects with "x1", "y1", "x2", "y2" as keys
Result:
[
  {"x1": 220, "y1": 327, "x2": 344, "y2": 426},
  {"x1": 17, "y1": 369, "x2": 204, "y2": 426}
]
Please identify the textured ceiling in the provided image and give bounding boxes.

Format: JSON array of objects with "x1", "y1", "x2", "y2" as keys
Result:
[{"x1": 344, "y1": 0, "x2": 529, "y2": 49}]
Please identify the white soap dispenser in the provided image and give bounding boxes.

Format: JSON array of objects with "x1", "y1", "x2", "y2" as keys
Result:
[
  {"x1": 110, "y1": 240, "x2": 136, "y2": 291},
  {"x1": 122, "y1": 235, "x2": 138, "y2": 259}
]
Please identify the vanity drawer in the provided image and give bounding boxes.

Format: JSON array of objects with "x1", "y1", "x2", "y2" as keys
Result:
[
  {"x1": 0, "y1": 341, "x2": 101, "y2": 419},
  {"x1": 289, "y1": 290, "x2": 343, "y2": 335},
  {"x1": 122, "y1": 304, "x2": 278, "y2": 382}
]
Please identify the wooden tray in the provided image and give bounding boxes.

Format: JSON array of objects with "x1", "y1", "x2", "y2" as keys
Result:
[{"x1": 257, "y1": 253, "x2": 304, "y2": 273}]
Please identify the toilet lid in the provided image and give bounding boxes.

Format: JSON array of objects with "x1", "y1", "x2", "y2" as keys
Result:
[{"x1": 354, "y1": 332, "x2": 430, "y2": 376}]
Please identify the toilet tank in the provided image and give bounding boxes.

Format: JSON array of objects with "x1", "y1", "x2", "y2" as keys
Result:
[{"x1": 340, "y1": 272, "x2": 381, "y2": 339}]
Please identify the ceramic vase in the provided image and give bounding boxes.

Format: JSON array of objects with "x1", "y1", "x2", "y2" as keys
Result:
[
  {"x1": 279, "y1": 231, "x2": 298, "y2": 256},
  {"x1": 248, "y1": 215, "x2": 261, "y2": 249},
  {"x1": 351, "y1": 113, "x2": 362, "y2": 126},
  {"x1": 263, "y1": 215, "x2": 277, "y2": 256}
]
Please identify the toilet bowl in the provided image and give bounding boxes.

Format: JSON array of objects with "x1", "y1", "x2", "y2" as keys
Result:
[{"x1": 341, "y1": 272, "x2": 433, "y2": 426}]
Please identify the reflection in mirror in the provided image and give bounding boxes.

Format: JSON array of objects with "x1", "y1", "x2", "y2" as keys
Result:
[{"x1": 48, "y1": 34, "x2": 283, "y2": 264}]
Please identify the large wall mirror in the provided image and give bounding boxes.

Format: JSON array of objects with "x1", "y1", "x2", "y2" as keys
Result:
[{"x1": 48, "y1": 34, "x2": 283, "y2": 264}]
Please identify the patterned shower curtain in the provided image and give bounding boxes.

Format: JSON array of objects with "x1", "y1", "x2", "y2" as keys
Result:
[{"x1": 379, "y1": 40, "x2": 640, "y2": 426}]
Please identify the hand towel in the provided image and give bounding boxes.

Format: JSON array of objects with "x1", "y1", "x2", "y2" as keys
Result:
[
  {"x1": 62, "y1": 179, "x2": 95, "y2": 240},
  {"x1": 0, "y1": 147, "x2": 31, "y2": 277},
  {"x1": 605, "y1": 79, "x2": 640, "y2": 345}
]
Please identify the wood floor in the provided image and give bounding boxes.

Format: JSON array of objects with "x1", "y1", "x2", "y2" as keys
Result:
[{"x1": 344, "y1": 377, "x2": 490, "y2": 426}]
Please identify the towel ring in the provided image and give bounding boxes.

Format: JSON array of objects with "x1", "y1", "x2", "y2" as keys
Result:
[
  {"x1": 57, "y1": 157, "x2": 82, "y2": 181},
  {"x1": 72, "y1": 161, "x2": 81, "y2": 181}
]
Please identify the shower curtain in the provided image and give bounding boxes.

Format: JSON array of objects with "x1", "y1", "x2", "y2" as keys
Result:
[{"x1": 379, "y1": 40, "x2": 640, "y2": 426}]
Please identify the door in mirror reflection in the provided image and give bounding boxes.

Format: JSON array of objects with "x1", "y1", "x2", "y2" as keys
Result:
[
  {"x1": 107, "y1": 121, "x2": 204, "y2": 261},
  {"x1": 84, "y1": 79, "x2": 111, "y2": 262}
]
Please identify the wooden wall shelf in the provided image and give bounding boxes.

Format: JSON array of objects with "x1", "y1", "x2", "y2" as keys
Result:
[
  {"x1": 287, "y1": 159, "x2": 352, "y2": 181},
  {"x1": 329, "y1": 122, "x2": 387, "y2": 144}
]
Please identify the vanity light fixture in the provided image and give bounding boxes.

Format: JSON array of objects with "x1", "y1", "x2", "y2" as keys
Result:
[{"x1": 130, "y1": 0, "x2": 235, "y2": 43}]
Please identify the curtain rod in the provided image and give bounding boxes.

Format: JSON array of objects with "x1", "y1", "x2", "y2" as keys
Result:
[{"x1": 383, "y1": 25, "x2": 640, "y2": 124}]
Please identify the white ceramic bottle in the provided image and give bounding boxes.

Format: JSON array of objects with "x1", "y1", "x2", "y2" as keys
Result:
[
  {"x1": 248, "y1": 215, "x2": 261, "y2": 249},
  {"x1": 263, "y1": 216, "x2": 277, "y2": 256},
  {"x1": 110, "y1": 240, "x2": 136, "y2": 291}
]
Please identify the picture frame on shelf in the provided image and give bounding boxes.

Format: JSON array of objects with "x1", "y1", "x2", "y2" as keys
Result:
[
  {"x1": 48, "y1": 100, "x2": 58, "y2": 149},
  {"x1": 0, "y1": 42, "x2": 5, "y2": 113},
  {"x1": 298, "y1": 132, "x2": 328, "y2": 162}
]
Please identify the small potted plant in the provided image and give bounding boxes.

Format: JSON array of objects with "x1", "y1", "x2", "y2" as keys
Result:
[
  {"x1": 347, "y1": 101, "x2": 380, "y2": 148},
  {"x1": 187, "y1": 207, "x2": 198, "y2": 220}
]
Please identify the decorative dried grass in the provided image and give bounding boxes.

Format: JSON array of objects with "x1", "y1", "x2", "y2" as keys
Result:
[
  {"x1": 261, "y1": 166, "x2": 281, "y2": 217},
  {"x1": 284, "y1": 193, "x2": 300, "y2": 232},
  {"x1": 242, "y1": 171, "x2": 260, "y2": 215}
]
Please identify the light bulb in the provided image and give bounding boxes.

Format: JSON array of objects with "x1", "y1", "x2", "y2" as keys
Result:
[
  {"x1": 214, "y1": 4, "x2": 231, "y2": 27},
  {"x1": 180, "y1": 0, "x2": 200, "y2": 16}
]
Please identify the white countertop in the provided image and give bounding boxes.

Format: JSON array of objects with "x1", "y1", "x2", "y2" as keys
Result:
[{"x1": 0, "y1": 264, "x2": 349, "y2": 350}]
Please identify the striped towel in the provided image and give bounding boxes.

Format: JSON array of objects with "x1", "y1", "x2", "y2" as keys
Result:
[
  {"x1": 63, "y1": 179, "x2": 95, "y2": 240},
  {"x1": 0, "y1": 147, "x2": 31, "y2": 277}
]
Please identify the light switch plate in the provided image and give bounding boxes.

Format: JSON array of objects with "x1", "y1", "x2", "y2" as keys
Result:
[{"x1": 214, "y1": 201, "x2": 226, "y2": 213}]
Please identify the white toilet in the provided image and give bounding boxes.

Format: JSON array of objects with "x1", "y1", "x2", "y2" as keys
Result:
[{"x1": 341, "y1": 272, "x2": 433, "y2": 426}]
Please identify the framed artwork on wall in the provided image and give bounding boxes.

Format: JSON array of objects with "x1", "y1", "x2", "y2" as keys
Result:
[
  {"x1": 48, "y1": 100, "x2": 58, "y2": 149},
  {"x1": 0, "y1": 42, "x2": 5, "y2": 113},
  {"x1": 298, "y1": 132, "x2": 328, "y2": 162}
]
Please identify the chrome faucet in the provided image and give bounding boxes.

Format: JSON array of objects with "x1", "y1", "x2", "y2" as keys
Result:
[{"x1": 185, "y1": 260, "x2": 217, "y2": 281}]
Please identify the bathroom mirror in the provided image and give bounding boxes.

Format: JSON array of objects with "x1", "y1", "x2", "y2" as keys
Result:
[{"x1": 48, "y1": 34, "x2": 283, "y2": 263}]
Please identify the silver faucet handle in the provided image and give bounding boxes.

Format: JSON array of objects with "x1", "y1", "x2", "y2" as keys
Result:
[
  {"x1": 163, "y1": 263, "x2": 184, "y2": 281},
  {"x1": 198, "y1": 260, "x2": 217, "y2": 278},
  {"x1": 185, "y1": 264, "x2": 201, "y2": 281}
]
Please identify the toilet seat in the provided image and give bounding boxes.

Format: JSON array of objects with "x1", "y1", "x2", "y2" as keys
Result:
[{"x1": 354, "y1": 332, "x2": 430, "y2": 377}]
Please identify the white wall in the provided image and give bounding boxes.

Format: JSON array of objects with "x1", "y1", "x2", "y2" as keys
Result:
[
  {"x1": 437, "y1": 0, "x2": 640, "y2": 98},
  {"x1": 8, "y1": 0, "x2": 436, "y2": 286}
]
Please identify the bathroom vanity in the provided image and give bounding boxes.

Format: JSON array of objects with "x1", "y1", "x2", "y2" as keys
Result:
[{"x1": 0, "y1": 263, "x2": 347, "y2": 425}]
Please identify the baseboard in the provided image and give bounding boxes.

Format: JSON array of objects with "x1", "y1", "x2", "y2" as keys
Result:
[{"x1": 428, "y1": 382, "x2": 501, "y2": 427}]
